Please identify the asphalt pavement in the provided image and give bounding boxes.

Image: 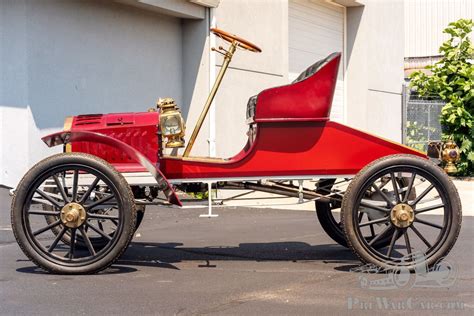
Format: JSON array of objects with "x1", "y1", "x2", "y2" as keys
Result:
[{"x1": 0, "y1": 188, "x2": 473, "y2": 315}]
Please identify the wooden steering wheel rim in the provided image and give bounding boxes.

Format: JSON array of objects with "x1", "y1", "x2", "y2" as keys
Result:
[{"x1": 210, "y1": 28, "x2": 262, "y2": 53}]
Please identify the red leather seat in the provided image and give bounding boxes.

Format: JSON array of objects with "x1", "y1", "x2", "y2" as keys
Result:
[{"x1": 247, "y1": 53, "x2": 341, "y2": 123}]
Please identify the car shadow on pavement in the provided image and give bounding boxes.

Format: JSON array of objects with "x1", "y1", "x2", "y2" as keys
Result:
[
  {"x1": 16, "y1": 265, "x2": 138, "y2": 275},
  {"x1": 117, "y1": 241, "x2": 359, "y2": 271}
]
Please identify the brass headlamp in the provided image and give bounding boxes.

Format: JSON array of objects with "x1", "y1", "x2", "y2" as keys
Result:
[
  {"x1": 157, "y1": 97, "x2": 186, "y2": 148},
  {"x1": 428, "y1": 139, "x2": 461, "y2": 174},
  {"x1": 442, "y1": 139, "x2": 460, "y2": 174}
]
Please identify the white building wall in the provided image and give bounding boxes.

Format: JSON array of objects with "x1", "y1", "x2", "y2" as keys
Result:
[
  {"x1": 289, "y1": 0, "x2": 345, "y2": 123},
  {"x1": 180, "y1": 17, "x2": 211, "y2": 157},
  {"x1": 0, "y1": 0, "x2": 184, "y2": 188},
  {"x1": 212, "y1": 0, "x2": 289, "y2": 158},
  {"x1": 345, "y1": 0, "x2": 405, "y2": 142},
  {"x1": 404, "y1": 0, "x2": 474, "y2": 58}
]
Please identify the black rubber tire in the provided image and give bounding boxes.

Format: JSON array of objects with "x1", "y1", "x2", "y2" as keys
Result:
[
  {"x1": 316, "y1": 178, "x2": 412, "y2": 248},
  {"x1": 316, "y1": 201, "x2": 348, "y2": 246},
  {"x1": 11, "y1": 153, "x2": 137, "y2": 274},
  {"x1": 134, "y1": 206, "x2": 145, "y2": 233},
  {"x1": 315, "y1": 179, "x2": 348, "y2": 247},
  {"x1": 341, "y1": 154, "x2": 462, "y2": 271}
]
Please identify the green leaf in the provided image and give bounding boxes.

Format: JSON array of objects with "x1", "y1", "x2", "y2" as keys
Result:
[
  {"x1": 460, "y1": 137, "x2": 472, "y2": 152},
  {"x1": 409, "y1": 18, "x2": 474, "y2": 176},
  {"x1": 467, "y1": 152, "x2": 474, "y2": 162}
]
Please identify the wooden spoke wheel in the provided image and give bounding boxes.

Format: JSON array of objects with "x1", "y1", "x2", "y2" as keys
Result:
[
  {"x1": 44, "y1": 202, "x2": 145, "y2": 250},
  {"x1": 342, "y1": 155, "x2": 462, "y2": 271},
  {"x1": 11, "y1": 153, "x2": 137, "y2": 274},
  {"x1": 315, "y1": 177, "x2": 415, "y2": 248}
]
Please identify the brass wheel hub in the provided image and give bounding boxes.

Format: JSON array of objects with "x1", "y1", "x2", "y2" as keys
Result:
[
  {"x1": 60, "y1": 202, "x2": 87, "y2": 228},
  {"x1": 390, "y1": 203, "x2": 415, "y2": 228}
]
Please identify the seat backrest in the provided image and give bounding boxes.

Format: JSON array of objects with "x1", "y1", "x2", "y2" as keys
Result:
[
  {"x1": 292, "y1": 52, "x2": 341, "y2": 84},
  {"x1": 253, "y1": 52, "x2": 341, "y2": 123}
]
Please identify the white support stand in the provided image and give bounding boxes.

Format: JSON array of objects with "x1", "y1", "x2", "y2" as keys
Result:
[
  {"x1": 200, "y1": 182, "x2": 218, "y2": 218},
  {"x1": 298, "y1": 180, "x2": 304, "y2": 203}
]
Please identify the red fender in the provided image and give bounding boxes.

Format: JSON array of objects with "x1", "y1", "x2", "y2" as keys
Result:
[{"x1": 42, "y1": 131, "x2": 182, "y2": 207}]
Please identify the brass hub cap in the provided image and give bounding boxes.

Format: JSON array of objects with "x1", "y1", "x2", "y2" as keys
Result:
[
  {"x1": 60, "y1": 202, "x2": 87, "y2": 228},
  {"x1": 390, "y1": 203, "x2": 415, "y2": 228}
]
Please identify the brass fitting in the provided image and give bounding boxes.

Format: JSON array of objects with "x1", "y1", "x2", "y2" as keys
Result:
[
  {"x1": 442, "y1": 139, "x2": 460, "y2": 174},
  {"x1": 157, "y1": 98, "x2": 186, "y2": 148},
  {"x1": 157, "y1": 97, "x2": 178, "y2": 110},
  {"x1": 390, "y1": 203, "x2": 415, "y2": 228},
  {"x1": 60, "y1": 202, "x2": 87, "y2": 228}
]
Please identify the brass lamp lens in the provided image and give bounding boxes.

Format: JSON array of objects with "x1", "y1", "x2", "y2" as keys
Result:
[{"x1": 161, "y1": 115, "x2": 182, "y2": 136}]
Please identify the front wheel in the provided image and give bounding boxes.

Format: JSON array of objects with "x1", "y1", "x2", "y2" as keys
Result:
[
  {"x1": 44, "y1": 203, "x2": 145, "y2": 249},
  {"x1": 11, "y1": 153, "x2": 137, "y2": 274},
  {"x1": 342, "y1": 154, "x2": 462, "y2": 271}
]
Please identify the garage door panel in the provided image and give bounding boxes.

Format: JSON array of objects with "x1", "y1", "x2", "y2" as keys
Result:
[
  {"x1": 290, "y1": 1, "x2": 343, "y2": 30},
  {"x1": 290, "y1": 16, "x2": 343, "y2": 32},
  {"x1": 289, "y1": 49, "x2": 330, "y2": 70},
  {"x1": 291, "y1": 0, "x2": 343, "y2": 18},
  {"x1": 332, "y1": 80, "x2": 344, "y2": 118},
  {"x1": 290, "y1": 28, "x2": 342, "y2": 46},
  {"x1": 289, "y1": 0, "x2": 344, "y2": 123},
  {"x1": 290, "y1": 39, "x2": 342, "y2": 57},
  {"x1": 290, "y1": 9, "x2": 343, "y2": 31}
]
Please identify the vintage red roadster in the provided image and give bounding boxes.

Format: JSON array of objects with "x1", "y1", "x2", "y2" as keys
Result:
[{"x1": 11, "y1": 28, "x2": 462, "y2": 274}]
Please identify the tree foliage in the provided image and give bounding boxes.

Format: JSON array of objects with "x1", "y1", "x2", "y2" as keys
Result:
[{"x1": 409, "y1": 19, "x2": 474, "y2": 176}]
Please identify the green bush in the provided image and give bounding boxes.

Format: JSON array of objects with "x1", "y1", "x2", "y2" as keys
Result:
[
  {"x1": 409, "y1": 18, "x2": 474, "y2": 176},
  {"x1": 406, "y1": 121, "x2": 436, "y2": 152}
]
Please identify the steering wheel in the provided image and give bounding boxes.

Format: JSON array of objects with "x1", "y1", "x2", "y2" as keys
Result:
[{"x1": 210, "y1": 28, "x2": 262, "y2": 53}]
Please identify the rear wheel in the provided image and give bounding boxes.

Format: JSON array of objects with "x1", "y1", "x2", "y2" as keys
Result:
[
  {"x1": 342, "y1": 154, "x2": 462, "y2": 271},
  {"x1": 315, "y1": 179, "x2": 347, "y2": 246},
  {"x1": 315, "y1": 178, "x2": 414, "y2": 248},
  {"x1": 135, "y1": 206, "x2": 145, "y2": 232},
  {"x1": 11, "y1": 153, "x2": 137, "y2": 274}
]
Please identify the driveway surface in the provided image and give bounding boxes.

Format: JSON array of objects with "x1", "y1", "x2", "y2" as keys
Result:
[{"x1": 0, "y1": 188, "x2": 473, "y2": 315}]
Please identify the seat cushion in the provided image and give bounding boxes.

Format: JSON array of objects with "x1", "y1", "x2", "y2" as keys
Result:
[{"x1": 246, "y1": 95, "x2": 258, "y2": 122}]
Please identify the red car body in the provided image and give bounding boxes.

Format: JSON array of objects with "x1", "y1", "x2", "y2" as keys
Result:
[{"x1": 43, "y1": 53, "x2": 425, "y2": 206}]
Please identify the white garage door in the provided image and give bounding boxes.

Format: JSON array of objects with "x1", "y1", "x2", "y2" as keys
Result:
[{"x1": 289, "y1": 0, "x2": 344, "y2": 122}]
